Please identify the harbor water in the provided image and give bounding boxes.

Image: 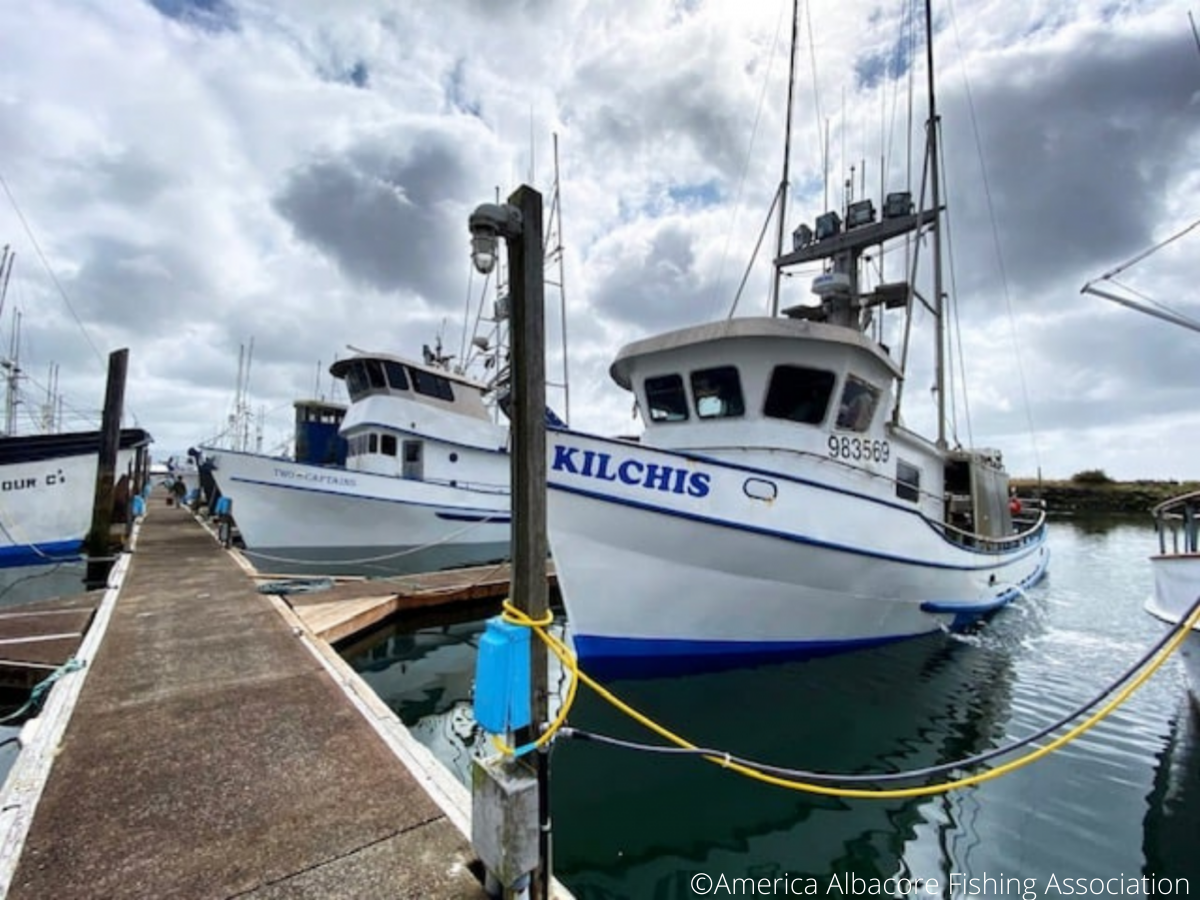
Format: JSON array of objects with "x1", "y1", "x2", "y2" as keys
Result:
[{"x1": 346, "y1": 515, "x2": 1199, "y2": 898}]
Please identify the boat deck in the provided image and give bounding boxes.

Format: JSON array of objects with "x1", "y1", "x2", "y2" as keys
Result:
[{"x1": 0, "y1": 496, "x2": 490, "y2": 899}]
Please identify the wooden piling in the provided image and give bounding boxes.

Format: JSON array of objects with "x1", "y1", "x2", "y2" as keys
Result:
[{"x1": 85, "y1": 348, "x2": 128, "y2": 588}]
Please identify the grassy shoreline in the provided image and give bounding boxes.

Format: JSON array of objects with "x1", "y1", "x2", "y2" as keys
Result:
[{"x1": 1010, "y1": 477, "x2": 1200, "y2": 516}]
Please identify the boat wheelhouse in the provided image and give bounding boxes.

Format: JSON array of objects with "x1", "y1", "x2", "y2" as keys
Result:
[{"x1": 204, "y1": 350, "x2": 511, "y2": 577}]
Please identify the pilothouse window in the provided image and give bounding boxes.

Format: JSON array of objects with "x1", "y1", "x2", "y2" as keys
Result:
[
  {"x1": 644, "y1": 374, "x2": 689, "y2": 422},
  {"x1": 344, "y1": 362, "x2": 369, "y2": 399},
  {"x1": 836, "y1": 377, "x2": 880, "y2": 432},
  {"x1": 691, "y1": 367, "x2": 744, "y2": 419},
  {"x1": 411, "y1": 368, "x2": 455, "y2": 401},
  {"x1": 764, "y1": 366, "x2": 836, "y2": 425},
  {"x1": 383, "y1": 361, "x2": 409, "y2": 391},
  {"x1": 365, "y1": 360, "x2": 387, "y2": 390}
]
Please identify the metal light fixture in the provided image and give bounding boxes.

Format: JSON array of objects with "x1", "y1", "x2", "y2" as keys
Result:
[{"x1": 469, "y1": 202, "x2": 523, "y2": 275}]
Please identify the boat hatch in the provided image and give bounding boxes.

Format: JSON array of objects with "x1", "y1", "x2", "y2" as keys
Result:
[
  {"x1": 402, "y1": 440, "x2": 424, "y2": 479},
  {"x1": 944, "y1": 454, "x2": 1012, "y2": 540}
]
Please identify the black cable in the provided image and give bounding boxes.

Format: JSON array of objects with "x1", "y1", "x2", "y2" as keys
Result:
[{"x1": 560, "y1": 594, "x2": 1200, "y2": 786}]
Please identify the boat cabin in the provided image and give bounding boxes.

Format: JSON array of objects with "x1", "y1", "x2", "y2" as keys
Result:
[
  {"x1": 612, "y1": 316, "x2": 899, "y2": 457},
  {"x1": 328, "y1": 353, "x2": 507, "y2": 486},
  {"x1": 293, "y1": 399, "x2": 347, "y2": 466},
  {"x1": 611, "y1": 317, "x2": 1020, "y2": 542}
]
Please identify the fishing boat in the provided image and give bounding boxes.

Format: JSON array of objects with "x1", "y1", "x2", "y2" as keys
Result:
[
  {"x1": 546, "y1": 0, "x2": 1049, "y2": 675},
  {"x1": 1082, "y1": 220, "x2": 1200, "y2": 707},
  {"x1": 0, "y1": 247, "x2": 153, "y2": 567},
  {"x1": 203, "y1": 349, "x2": 512, "y2": 576},
  {"x1": 203, "y1": 145, "x2": 573, "y2": 577},
  {"x1": 0, "y1": 430, "x2": 153, "y2": 567}
]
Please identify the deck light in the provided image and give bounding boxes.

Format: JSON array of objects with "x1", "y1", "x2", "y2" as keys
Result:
[
  {"x1": 884, "y1": 191, "x2": 913, "y2": 219},
  {"x1": 815, "y1": 211, "x2": 841, "y2": 241},
  {"x1": 469, "y1": 202, "x2": 523, "y2": 275},
  {"x1": 847, "y1": 199, "x2": 875, "y2": 229}
]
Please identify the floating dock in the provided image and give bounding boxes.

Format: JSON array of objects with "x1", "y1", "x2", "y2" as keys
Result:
[
  {"x1": 0, "y1": 593, "x2": 100, "y2": 692},
  {"x1": 0, "y1": 497, "x2": 505, "y2": 898},
  {"x1": 282, "y1": 561, "x2": 558, "y2": 644}
]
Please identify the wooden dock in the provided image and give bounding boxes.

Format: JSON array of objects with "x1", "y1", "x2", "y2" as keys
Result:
[
  {"x1": 0, "y1": 497, "x2": 495, "y2": 898},
  {"x1": 0, "y1": 593, "x2": 100, "y2": 691},
  {"x1": 280, "y1": 561, "x2": 558, "y2": 644}
]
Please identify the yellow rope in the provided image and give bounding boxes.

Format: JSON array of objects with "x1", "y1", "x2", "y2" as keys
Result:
[
  {"x1": 494, "y1": 599, "x2": 1200, "y2": 798},
  {"x1": 489, "y1": 601, "x2": 577, "y2": 757}
]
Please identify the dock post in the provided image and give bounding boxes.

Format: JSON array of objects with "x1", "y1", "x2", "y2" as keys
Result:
[
  {"x1": 85, "y1": 348, "x2": 128, "y2": 589},
  {"x1": 467, "y1": 186, "x2": 550, "y2": 899},
  {"x1": 507, "y1": 184, "x2": 550, "y2": 900}
]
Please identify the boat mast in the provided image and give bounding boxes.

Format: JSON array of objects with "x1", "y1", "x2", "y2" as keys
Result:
[
  {"x1": 923, "y1": 0, "x2": 947, "y2": 449},
  {"x1": 770, "y1": 0, "x2": 801, "y2": 317}
]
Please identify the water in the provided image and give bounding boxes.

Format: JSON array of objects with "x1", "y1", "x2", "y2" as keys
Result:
[
  {"x1": 345, "y1": 517, "x2": 1200, "y2": 897},
  {"x1": 0, "y1": 560, "x2": 91, "y2": 611}
]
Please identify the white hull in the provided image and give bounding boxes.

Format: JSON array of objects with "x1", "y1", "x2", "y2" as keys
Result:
[
  {"x1": 0, "y1": 444, "x2": 142, "y2": 567},
  {"x1": 548, "y1": 430, "x2": 1049, "y2": 674},
  {"x1": 1148, "y1": 554, "x2": 1200, "y2": 707},
  {"x1": 206, "y1": 448, "x2": 510, "y2": 576}
]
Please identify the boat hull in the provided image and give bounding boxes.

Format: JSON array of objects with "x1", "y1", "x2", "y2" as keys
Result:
[
  {"x1": 1148, "y1": 555, "x2": 1200, "y2": 707},
  {"x1": 0, "y1": 430, "x2": 150, "y2": 568},
  {"x1": 547, "y1": 430, "x2": 1049, "y2": 676},
  {"x1": 205, "y1": 448, "x2": 510, "y2": 577}
]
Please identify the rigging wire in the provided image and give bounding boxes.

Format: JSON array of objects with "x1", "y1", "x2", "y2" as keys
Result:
[
  {"x1": 720, "y1": 0, "x2": 789, "y2": 320},
  {"x1": 1107, "y1": 275, "x2": 1200, "y2": 331},
  {"x1": 945, "y1": 0, "x2": 1040, "y2": 471},
  {"x1": 1086, "y1": 217, "x2": 1200, "y2": 288},
  {"x1": 0, "y1": 170, "x2": 107, "y2": 371}
]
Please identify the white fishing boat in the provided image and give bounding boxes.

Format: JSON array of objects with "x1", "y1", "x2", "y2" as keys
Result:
[
  {"x1": 203, "y1": 350, "x2": 512, "y2": 576},
  {"x1": 0, "y1": 247, "x2": 153, "y2": 566},
  {"x1": 0, "y1": 429, "x2": 152, "y2": 567},
  {"x1": 547, "y1": 0, "x2": 1049, "y2": 675},
  {"x1": 1147, "y1": 492, "x2": 1200, "y2": 705},
  {"x1": 203, "y1": 145, "x2": 573, "y2": 577}
]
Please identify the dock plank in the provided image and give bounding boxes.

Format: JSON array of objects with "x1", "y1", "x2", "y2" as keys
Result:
[{"x1": 284, "y1": 562, "x2": 557, "y2": 644}]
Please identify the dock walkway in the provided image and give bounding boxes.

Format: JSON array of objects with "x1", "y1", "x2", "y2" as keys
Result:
[{"x1": 1, "y1": 499, "x2": 488, "y2": 898}]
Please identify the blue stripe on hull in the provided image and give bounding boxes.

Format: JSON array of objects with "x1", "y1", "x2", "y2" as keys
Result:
[
  {"x1": 572, "y1": 632, "x2": 924, "y2": 679},
  {"x1": 572, "y1": 550, "x2": 1051, "y2": 679},
  {"x1": 0, "y1": 540, "x2": 84, "y2": 569}
]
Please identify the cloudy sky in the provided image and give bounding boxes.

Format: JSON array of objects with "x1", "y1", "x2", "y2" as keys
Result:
[{"x1": 0, "y1": 0, "x2": 1196, "y2": 481}]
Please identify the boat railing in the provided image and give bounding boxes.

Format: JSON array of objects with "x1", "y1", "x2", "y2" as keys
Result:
[
  {"x1": 1152, "y1": 490, "x2": 1200, "y2": 555},
  {"x1": 935, "y1": 507, "x2": 1047, "y2": 554},
  {"x1": 417, "y1": 476, "x2": 510, "y2": 497},
  {"x1": 668, "y1": 442, "x2": 1047, "y2": 552}
]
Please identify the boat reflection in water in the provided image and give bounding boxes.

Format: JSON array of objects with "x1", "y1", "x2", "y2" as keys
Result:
[
  {"x1": 1143, "y1": 701, "x2": 1200, "y2": 881},
  {"x1": 550, "y1": 623, "x2": 1025, "y2": 895},
  {"x1": 344, "y1": 599, "x2": 1033, "y2": 892},
  {"x1": 341, "y1": 516, "x2": 1200, "y2": 895}
]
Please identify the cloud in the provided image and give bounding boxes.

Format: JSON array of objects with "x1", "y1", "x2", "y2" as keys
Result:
[{"x1": 0, "y1": 0, "x2": 1193, "y2": 482}]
